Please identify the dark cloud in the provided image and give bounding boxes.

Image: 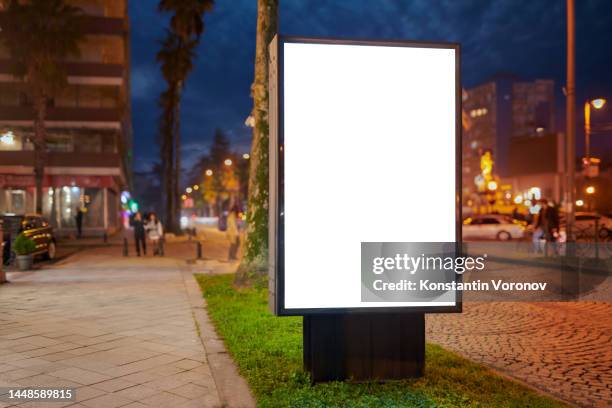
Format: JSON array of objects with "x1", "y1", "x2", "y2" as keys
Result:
[{"x1": 129, "y1": 0, "x2": 612, "y2": 173}]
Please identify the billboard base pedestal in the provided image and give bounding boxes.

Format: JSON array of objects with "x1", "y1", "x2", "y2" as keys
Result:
[{"x1": 303, "y1": 313, "x2": 425, "y2": 383}]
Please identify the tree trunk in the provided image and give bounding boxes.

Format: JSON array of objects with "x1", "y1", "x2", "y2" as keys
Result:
[
  {"x1": 173, "y1": 82, "x2": 182, "y2": 234},
  {"x1": 33, "y1": 94, "x2": 47, "y2": 214},
  {"x1": 238, "y1": 0, "x2": 279, "y2": 281},
  {"x1": 162, "y1": 91, "x2": 175, "y2": 234}
]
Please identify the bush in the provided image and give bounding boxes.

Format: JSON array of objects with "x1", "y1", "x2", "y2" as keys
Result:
[{"x1": 13, "y1": 233, "x2": 36, "y2": 255}]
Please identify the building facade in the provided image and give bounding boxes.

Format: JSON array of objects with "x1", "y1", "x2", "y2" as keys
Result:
[
  {"x1": 0, "y1": 0, "x2": 131, "y2": 236},
  {"x1": 463, "y1": 75, "x2": 556, "y2": 209}
]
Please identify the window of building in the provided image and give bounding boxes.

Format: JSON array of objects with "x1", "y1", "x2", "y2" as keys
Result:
[{"x1": 47, "y1": 134, "x2": 73, "y2": 152}]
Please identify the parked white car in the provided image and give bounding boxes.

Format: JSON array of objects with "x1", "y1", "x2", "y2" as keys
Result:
[{"x1": 462, "y1": 214, "x2": 526, "y2": 241}]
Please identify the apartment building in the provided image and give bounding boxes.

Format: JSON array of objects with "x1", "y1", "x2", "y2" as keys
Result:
[
  {"x1": 0, "y1": 0, "x2": 131, "y2": 236},
  {"x1": 462, "y1": 75, "x2": 556, "y2": 200}
]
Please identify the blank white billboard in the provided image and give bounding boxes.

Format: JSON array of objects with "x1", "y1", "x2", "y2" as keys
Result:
[{"x1": 271, "y1": 38, "x2": 459, "y2": 312}]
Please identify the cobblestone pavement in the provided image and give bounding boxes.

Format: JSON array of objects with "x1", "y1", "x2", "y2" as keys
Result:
[
  {"x1": 0, "y1": 248, "x2": 225, "y2": 408},
  {"x1": 427, "y1": 300, "x2": 612, "y2": 407}
]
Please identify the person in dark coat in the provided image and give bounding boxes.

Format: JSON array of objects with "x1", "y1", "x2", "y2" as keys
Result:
[
  {"x1": 75, "y1": 207, "x2": 84, "y2": 238},
  {"x1": 132, "y1": 211, "x2": 146, "y2": 256}
]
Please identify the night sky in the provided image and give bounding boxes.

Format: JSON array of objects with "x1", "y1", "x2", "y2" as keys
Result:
[{"x1": 128, "y1": 0, "x2": 612, "y2": 175}]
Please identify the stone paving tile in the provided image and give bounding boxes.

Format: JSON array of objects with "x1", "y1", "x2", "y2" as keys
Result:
[
  {"x1": 90, "y1": 378, "x2": 136, "y2": 392},
  {"x1": 1, "y1": 249, "x2": 223, "y2": 408},
  {"x1": 427, "y1": 300, "x2": 612, "y2": 408},
  {"x1": 141, "y1": 391, "x2": 190, "y2": 408},
  {"x1": 114, "y1": 384, "x2": 159, "y2": 400},
  {"x1": 48, "y1": 367, "x2": 111, "y2": 386},
  {"x1": 79, "y1": 393, "x2": 133, "y2": 408}
]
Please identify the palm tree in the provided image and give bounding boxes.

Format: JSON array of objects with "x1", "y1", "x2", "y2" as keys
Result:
[
  {"x1": 238, "y1": 0, "x2": 279, "y2": 279},
  {"x1": 0, "y1": 0, "x2": 83, "y2": 214},
  {"x1": 157, "y1": 32, "x2": 197, "y2": 232},
  {"x1": 157, "y1": 0, "x2": 213, "y2": 233}
]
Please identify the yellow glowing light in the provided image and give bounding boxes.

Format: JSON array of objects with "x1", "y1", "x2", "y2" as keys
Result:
[
  {"x1": 224, "y1": 159, "x2": 232, "y2": 166},
  {"x1": 181, "y1": 194, "x2": 187, "y2": 200},
  {"x1": 487, "y1": 181, "x2": 498, "y2": 191},
  {"x1": 205, "y1": 169, "x2": 213, "y2": 176},
  {"x1": 193, "y1": 185, "x2": 199, "y2": 190},
  {"x1": 591, "y1": 98, "x2": 606, "y2": 110},
  {"x1": 585, "y1": 186, "x2": 595, "y2": 194},
  {"x1": 576, "y1": 199, "x2": 584, "y2": 207},
  {"x1": 242, "y1": 153, "x2": 250, "y2": 159},
  {"x1": 513, "y1": 195, "x2": 523, "y2": 204}
]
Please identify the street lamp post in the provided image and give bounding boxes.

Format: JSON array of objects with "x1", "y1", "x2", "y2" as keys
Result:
[{"x1": 584, "y1": 98, "x2": 606, "y2": 166}]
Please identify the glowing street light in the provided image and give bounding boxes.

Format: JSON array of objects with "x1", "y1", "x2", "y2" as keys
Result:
[
  {"x1": 181, "y1": 194, "x2": 187, "y2": 200},
  {"x1": 487, "y1": 180, "x2": 498, "y2": 191},
  {"x1": 585, "y1": 98, "x2": 607, "y2": 163},
  {"x1": 242, "y1": 153, "x2": 250, "y2": 160},
  {"x1": 193, "y1": 185, "x2": 199, "y2": 190},
  {"x1": 186, "y1": 187, "x2": 192, "y2": 193},
  {"x1": 576, "y1": 199, "x2": 584, "y2": 207},
  {"x1": 591, "y1": 98, "x2": 606, "y2": 110},
  {"x1": 224, "y1": 159, "x2": 233, "y2": 166},
  {"x1": 585, "y1": 185, "x2": 595, "y2": 194},
  {"x1": 513, "y1": 195, "x2": 523, "y2": 204},
  {"x1": 205, "y1": 169, "x2": 213, "y2": 176}
]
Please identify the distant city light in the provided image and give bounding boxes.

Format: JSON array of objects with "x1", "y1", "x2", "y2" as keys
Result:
[
  {"x1": 513, "y1": 195, "x2": 523, "y2": 204},
  {"x1": 181, "y1": 194, "x2": 187, "y2": 200},
  {"x1": 536, "y1": 127, "x2": 544, "y2": 133},
  {"x1": 0, "y1": 130, "x2": 15, "y2": 145},
  {"x1": 585, "y1": 186, "x2": 595, "y2": 194},
  {"x1": 591, "y1": 98, "x2": 606, "y2": 110},
  {"x1": 224, "y1": 159, "x2": 233, "y2": 166},
  {"x1": 524, "y1": 199, "x2": 532, "y2": 207},
  {"x1": 186, "y1": 187, "x2": 192, "y2": 193},
  {"x1": 243, "y1": 153, "x2": 250, "y2": 159},
  {"x1": 530, "y1": 204, "x2": 541, "y2": 215},
  {"x1": 205, "y1": 169, "x2": 213, "y2": 176},
  {"x1": 487, "y1": 180, "x2": 498, "y2": 191},
  {"x1": 193, "y1": 185, "x2": 199, "y2": 190},
  {"x1": 528, "y1": 187, "x2": 541, "y2": 200},
  {"x1": 576, "y1": 199, "x2": 584, "y2": 207}
]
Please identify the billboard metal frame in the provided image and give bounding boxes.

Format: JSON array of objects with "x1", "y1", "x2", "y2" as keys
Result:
[{"x1": 269, "y1": 35, "x2": 462, "y2": 316}]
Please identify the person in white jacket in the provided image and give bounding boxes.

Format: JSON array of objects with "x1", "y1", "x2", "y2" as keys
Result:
[{"x1": 146, "y1": 213, "x2": 164, "y2": 256}]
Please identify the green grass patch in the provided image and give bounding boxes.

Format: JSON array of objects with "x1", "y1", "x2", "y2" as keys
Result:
[{"x1": 195, "y1": 274, "x2": 567, "y2": 408}]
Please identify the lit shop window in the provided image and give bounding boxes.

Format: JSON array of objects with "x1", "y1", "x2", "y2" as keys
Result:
[
  {"x1": 469, "y1": 108, "x2": 488, "y2": 118},
  {"x1": 0, "y1": 131, "x2": 20, "y2": 151}
]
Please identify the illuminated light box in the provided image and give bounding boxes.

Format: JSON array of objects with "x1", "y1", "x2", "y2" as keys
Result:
[{"x1": 268, "y1": 36, "x2": 461, "y2": 315}]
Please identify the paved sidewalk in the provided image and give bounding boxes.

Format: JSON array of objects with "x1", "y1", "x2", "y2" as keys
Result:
[
  {"x1": 427, "y1": 301, "x2": 612, "y2": 408},
  {"x1": 0, "y1": 247, "x2": 250, "y2": 408}
]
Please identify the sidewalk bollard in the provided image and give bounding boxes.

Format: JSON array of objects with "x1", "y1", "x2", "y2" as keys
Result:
[
  {"x1": 594, "y1": 219, "x2": 599, "y2": 260},
  {"x1": 0, "y1": 219, "x2": 6, "y2": 284},
  {"x1": 196, "y1": 241, "x2": 202, "y2": 260},
  {"x1": 123, "y1": 238, "x2": 128, "y2": 257},
  {"x1": 159, "y1": 238, "x2": 165, "y2": 257}
]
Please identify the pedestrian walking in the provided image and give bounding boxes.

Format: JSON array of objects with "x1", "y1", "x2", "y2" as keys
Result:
[
  {"x1": 75, "y1": 206, "x2": 84, "y2": 238},
  {"x1": 146, "y1": 213, "x2": 164, "y2": 256},
  {"x1": 226, "y1": 206, "x2": 240, "y2": 261},
  {"x1": 532, "y1": 200, "x2": 548, "y2": 253},
  {"x1": 132, "y1": 211, "x2": 146, "y2": 256}
]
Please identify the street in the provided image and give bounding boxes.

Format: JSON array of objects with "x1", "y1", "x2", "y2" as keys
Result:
[{"x1": 428, "y1": 291, "x2": 612, "y2": 407}]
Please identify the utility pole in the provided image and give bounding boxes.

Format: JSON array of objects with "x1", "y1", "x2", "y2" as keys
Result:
[{"x1": 566, "y1": 0, "x2": 576, "y2": 244}]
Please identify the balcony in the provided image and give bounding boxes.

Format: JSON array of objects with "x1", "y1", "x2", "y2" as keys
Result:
[
  {"x1": 0, "y1": 151, "x2": 121, "y2": 168},
  {"x1": 80, "y1": 16, "x2": 126, "y2": 36},
  {"x1": 0, "y1": 60, "x2": 123, "y2": 79},
  {"x1": 0, "y1": 106, "x2": 121, "y2": 123}
]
